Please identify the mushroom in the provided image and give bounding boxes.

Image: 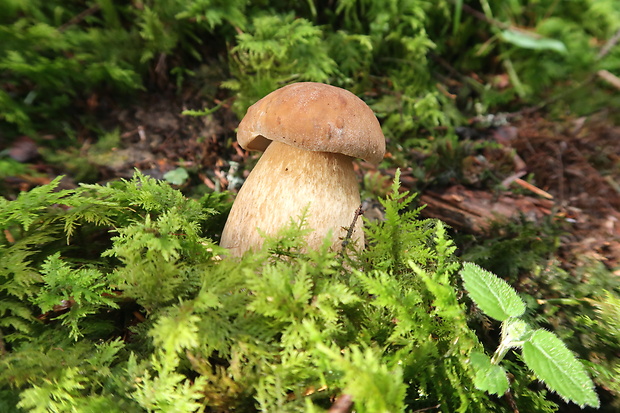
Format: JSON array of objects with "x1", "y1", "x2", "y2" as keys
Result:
[{"x1": 221, "y1": 82, "x2": 385, "y2": 256}]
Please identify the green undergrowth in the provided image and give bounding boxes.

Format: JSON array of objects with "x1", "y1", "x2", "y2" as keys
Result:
[
  {"x1": 3, "y1": 0, "x2": 619, "y2": 148},
  {"x1": 459, "y1": 216, "x2": 620, "y2": 410},
  {"x1": 0, "y1": 171, "x2": 603, "y2": 412}
]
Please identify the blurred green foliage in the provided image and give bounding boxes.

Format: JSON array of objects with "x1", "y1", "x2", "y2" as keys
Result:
[{"x1": 2, "y1": 0, "x2": 619, "y2": 146}]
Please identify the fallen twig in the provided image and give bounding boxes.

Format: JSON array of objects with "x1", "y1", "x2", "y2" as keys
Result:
[
  {"x1": 341, "y1": 204, "x2": 364, "y2": 251},
  {"x1": 597, "y1": 70, "x2": 620, "y2": 91},
  {"x1": 597, "y1": 28, "x2": 620, "y2": 60},
  {"x1": 328, "y1": 394, "x2": 353, "y2": 413},
  {"x1": 513, "y1": 178, "x2": 554, "y2": 199},
  {"x1": 58, "y1": 5, "x2": 101, "y2": 32}
]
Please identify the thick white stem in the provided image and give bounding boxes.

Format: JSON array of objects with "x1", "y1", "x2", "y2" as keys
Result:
[{"x1": 221, "y1": 141, "x2": 363, "y2": 256}]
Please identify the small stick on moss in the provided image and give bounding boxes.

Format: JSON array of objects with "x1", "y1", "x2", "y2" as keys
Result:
[
  {"x1": 58, "y1": 5, "x2": 101, "y2": 32},
  {"x1": 0, "y1": 330, "x2": 6, "y2": 356},
  {"x1": 341, "y1": 204, "x2": 364, "y2": 252}
]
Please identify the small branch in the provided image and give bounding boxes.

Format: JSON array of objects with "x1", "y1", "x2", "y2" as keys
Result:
[
  {"x1": 503, "y1": 58, "x2": 526, "y2": 98},
  {"x1": 0, "y1": 330, "x2": 6, "y2": 357},
  {"x1": 512, "y1": 178, "x2": 554, "y2": 200},
  {"x1": 597, "y1": 28, "x2": 620, "y2": 61},
  {"x1": 328, "y1": 394, "x2": 353, "y2": 413},
  {"x1": 597, "y1": 70, "x2": 620, "y2": 91},
  {"x1": 411, "y1": 404, "x2": 442, "y2": 413},
  {"x1": 340, "y1": 204, "x2": 364, "y2": 251},
  {"x1": 503, "y1": 389, "x2": 520, "y2": 413},
  {"x1": 3, "y1": 229, "x2": 15, "y2": 243},
  {"x1": 490, "y1": 342, "x2": 511, "y2": 365},
  {"x1": 537, "y1": 298, "x2": 585, "y2": 306},
  {"x1": 459, "y1": 2, "x2": 511, "y2": 31},
  {"x1": 58, "y1": 5, "x2": 101, "y2": 32},
  {"x1": 506, "y1": 74, "x2": 591, "y2": 118},
  {"x1": 555, "y1": 142, "x2": 566, "y2": 205}
]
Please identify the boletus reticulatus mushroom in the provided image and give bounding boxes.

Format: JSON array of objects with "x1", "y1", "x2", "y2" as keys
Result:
[{"x1": 221, "y1": 82, "x2": 385, "y2": 256}]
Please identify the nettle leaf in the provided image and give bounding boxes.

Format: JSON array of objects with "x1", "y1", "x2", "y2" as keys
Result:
[
  {"x1": 523, "y1": 329, "x2": 600, "y2": 408},
  {"x1": 470, "y1": 351, "x2": 509, "y2": 395},
  {"x1": 460, "y1": 262, "x2": 525, "y2": 321}
]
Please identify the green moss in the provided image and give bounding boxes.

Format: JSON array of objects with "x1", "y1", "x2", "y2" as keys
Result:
[{"x1": 0, "y1": 171, "x2": 572, "y2": 412}]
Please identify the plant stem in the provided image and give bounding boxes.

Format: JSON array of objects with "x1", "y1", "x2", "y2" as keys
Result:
[{"x1": 490, "y1": 342, "x2": 510, "y2": 365}]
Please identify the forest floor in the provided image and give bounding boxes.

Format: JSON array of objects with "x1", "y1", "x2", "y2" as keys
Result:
[
  {"x1": 3, "y1": 87, "x2": 620, "y2": 411},
  {"x1": 4, "y1": 90, "x2": 620, "y2": 282}
]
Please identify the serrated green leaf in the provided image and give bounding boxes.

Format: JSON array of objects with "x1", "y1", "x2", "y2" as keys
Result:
[
  {"x1": 500, "y1": 29, "x2": 567, "y2": 54},
  {"x1": 470, "y1": 351, "x2": 509, "y2": 395},
  {"x1": 523, "y1": 329, "x2": 600, "y2": 408},
  {"x1": 460, "y1": 262, "x2": 525, "y2": 321}
]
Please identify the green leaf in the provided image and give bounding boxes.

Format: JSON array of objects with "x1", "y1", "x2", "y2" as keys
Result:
[
  {"x1": 470, "y1": 351, "x2": 509, "y2": 395},
  {"x1": 523, "y1": 329, "x2": 600, "y2": 408},
  {"x1": 163, "y1": 167, "x2": 189, "y2": 186},
  {"x1": 460, "y1": 262, "x2": 525, "y2": 321},
  {"x1": 502, "y1": 317, "x2": 529, "y2": 345},
  {"x1": 499, "y1": 29, "x2": 567, "y2": 54}
]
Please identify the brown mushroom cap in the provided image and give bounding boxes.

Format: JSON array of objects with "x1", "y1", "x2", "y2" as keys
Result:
[{"x1": 237, "y1": 82, "x2": 386, "y2": 165}]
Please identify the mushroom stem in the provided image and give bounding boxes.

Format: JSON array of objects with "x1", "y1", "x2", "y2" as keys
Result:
[{"x1": 221, "y1": 141, "x2": 363, "y2": 256}]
